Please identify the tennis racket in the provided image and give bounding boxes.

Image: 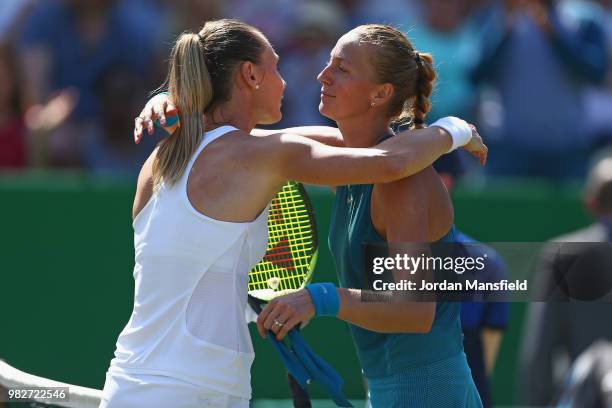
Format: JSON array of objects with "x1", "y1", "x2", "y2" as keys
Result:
[{"x1": 248, "y1": 180, "x2": 318, "y2": 408}]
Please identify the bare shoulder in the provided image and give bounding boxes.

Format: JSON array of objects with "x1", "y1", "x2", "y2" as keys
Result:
[
  {"x1": 232, "y1": 130, "x2": 309, "y2": 167},
  {"x1": 196, "y1": 128, "x2": 253, "y2": 161},
  {"x1": 244, "y1": 130, "x2": 302, "y2": 147},
  {"x1": 132, "y1": 149, "x2": 157, "y2": 220},
  {"x1": 376, "y1": 167, "x2": 431, "y2": 204},
  {"x1": 372, "y1": 167, "x2": 452, "y2": 242},
  {"x1": 216, "y1": 128, "x2": 284, "y2": 153}
]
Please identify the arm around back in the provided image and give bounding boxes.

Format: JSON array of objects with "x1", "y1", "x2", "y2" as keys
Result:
[{"x1": 254, "y1": 127, "x2": 453, "y2": 187}]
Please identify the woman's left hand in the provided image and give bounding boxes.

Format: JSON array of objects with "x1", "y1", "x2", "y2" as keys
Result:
[
  {"x1": 257, "y1": 289, "x2": 316, "y2": 340},
  {"x1": 134, "y1": 93, "x2": 178, "y2": 144},
  {"x1": 462, "y1": 124, "x2": 488, "y2": 166}
]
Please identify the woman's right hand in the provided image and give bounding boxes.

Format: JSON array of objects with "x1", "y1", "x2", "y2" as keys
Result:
[
  {"x1": 461, "y1": 124, "x2": 488, "y2": 166},
  {"x1": 134, "y1": 93, "x2": 179, "y2": 144}
]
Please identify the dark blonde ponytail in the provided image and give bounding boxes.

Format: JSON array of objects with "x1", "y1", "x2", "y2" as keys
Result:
[
  {"x1": 412, "y1": 52, "x2": 436, "y2": 129},
  {"x1": 152, "y1": 19, "x2": 266, "y2": 190},
  {"x1": 353, "y1": 24, "x2": 437, "y2": 129}
]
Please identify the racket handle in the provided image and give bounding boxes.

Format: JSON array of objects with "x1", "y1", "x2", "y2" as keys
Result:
[{"x1": 288, "y1": 371, "x2": 311, "y2": 408}]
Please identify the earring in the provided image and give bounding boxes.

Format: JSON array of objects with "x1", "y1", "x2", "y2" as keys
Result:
[
  {"x1": 370, "y1": 101, "x2": 375, "y2": 107},
  {"x1": 255, "y1": 84, "x2": 260, "y2": 90}
]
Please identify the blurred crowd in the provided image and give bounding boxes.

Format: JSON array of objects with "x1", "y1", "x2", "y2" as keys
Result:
[
  {"x1": 1, "y1": 1, "x2": 612, "y2": 407},
  {"x1": 0, "y1": 0, "x2": 611, "y2": 179}
]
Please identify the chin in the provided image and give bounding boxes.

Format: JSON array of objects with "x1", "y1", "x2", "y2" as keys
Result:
[
  {"x1": 318, "y1": 103, "x2": 335, "y2": 121},
  {"x1": 259, "y1": 112, "x2": 283, "y2": 125}
]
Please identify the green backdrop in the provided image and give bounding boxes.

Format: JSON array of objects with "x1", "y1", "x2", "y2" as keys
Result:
[{"x1": 0, "y1": 173, "x2": 590, "y2": 405}]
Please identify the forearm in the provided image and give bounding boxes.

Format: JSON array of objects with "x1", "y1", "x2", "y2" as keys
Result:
[
  {"x1": 253, "y1": 126, "x2": 344, "y2": 146},
  {"x1": 482, "y1": 328, "x2": 503, "y2": 376},
  {"x1": 383, "y1": 126, "x2": 453, "y2": 179},
  {"x1": 275, "y1": 123, "x2": 460, "y2": 186},
  {"x1": 336, "y1": 288, "x2": 434, "y2": 333},
  {"x1": 279, "y1": 140, "x2": 397, "y2": 185}
]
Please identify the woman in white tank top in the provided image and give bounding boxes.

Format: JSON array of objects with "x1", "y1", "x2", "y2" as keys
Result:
[{"x1": 101, "y1": 19, "x2": 481, "y2": 408}]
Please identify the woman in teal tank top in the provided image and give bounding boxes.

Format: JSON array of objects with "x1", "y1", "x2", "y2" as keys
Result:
[
  {"x1": 329, "y1": 182, "x2": 480, "y2": 407},
  {"x1": 255, "y1": 24, "x2": 485, "y2": 407}
]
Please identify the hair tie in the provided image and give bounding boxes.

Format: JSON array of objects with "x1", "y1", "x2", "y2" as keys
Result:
[
  {"x1": 414, "y1": 52, "x2": 422, "y2": 66},
  {"x1": 413, "y1": 117, "x2": 425, "y2": 125},
  {"x1": 197, "y1": 32, "x2": 204, "y2": 43}
]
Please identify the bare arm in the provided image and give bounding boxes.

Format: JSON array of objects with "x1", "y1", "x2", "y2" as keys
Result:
[
  {"x1": 252, "y1": 126, "x2": 345, "y2": 146},
  {"x1": 133, "y1": 94, "x2": 488, "y2": 169},
  {"x1": 133, "y1": 93, "x2": 345, "y2": 146},
  {"x1": 257, "y1": 175, "x2": 438, "y2": 339},
  {"x1": 258, "y1": 128, "x2": 453, "y2": 187},
  {"x1": 336, "y1": 175, "x2": 436, "y2": 333},
  {"x1": 132, "y1": 149, "x2": 157, "y2": 221},
  {"x1": 482, "y1": 328, "x2": 503, "y2": 376},
  {"x1": 336, "y1": 287, "x2": 434, "y2": 333}
]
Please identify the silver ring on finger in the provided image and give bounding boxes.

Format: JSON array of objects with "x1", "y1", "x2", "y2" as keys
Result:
[{"x1": 273, "y1": 319, "x2": 284, "y2": 328}]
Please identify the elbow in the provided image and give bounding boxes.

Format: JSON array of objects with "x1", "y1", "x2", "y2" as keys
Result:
[
  {"x1": 412, "y1": 316, "x2": 434, "y2": 334},
  {"x1": 383, "y1": 151, "x2": 411, "y2": 182},
  {"x1": 399, "y1": 303, "x2": 435, "y2": 333}
]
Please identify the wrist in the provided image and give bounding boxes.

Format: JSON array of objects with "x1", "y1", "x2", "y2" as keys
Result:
[
  {"x1": 305, "y1": 283, "x2": 340, "y2": 317},
  {"x1": 430, "y1": 117, "x2": 471, "y2": 153},
  {"x1": 153, "y1": 92, "x2": 179, "y2": 129}
]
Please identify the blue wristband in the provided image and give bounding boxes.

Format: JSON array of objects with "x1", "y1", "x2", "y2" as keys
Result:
[
  {"x1": 152, "y1": 92, "x2": 179, "y2": 128},
  {"x1": 154, "y1": 113, "x2": 179, "y2": 127},
  {"x1": 305, "y1": 283, "x2": 339, "y2": 317}
]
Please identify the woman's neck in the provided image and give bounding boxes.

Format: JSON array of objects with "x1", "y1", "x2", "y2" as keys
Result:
[
  {"x1": 205, "y1": 94, "x2": 257, "y2": 133},
  {"x1": 337, "y1": 115, "x2": 393, "y2": 148}
]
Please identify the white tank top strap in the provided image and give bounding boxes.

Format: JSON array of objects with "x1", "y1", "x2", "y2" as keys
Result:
[
  {"x1": 184, "y1": 125, "x2": 239, "y2": 178},
  {"x1": 177, "y1": 125, "x2": 248, "y2": 224}
]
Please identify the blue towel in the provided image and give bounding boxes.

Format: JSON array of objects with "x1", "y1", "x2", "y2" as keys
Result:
[{"x1": 267, "y1": 329, "x2": 353, "y2": 407}]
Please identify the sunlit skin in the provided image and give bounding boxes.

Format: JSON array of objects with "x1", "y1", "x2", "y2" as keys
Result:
[
  {"x1": 246, "y1": 37, "x2": 286, "y2": 125},
  {"x1": 258, "y1": 28, "x2": 461, "y2": 339},
  {"x1": 201, "y1": 37, "x2": 286, "y2": 131},
  {"x1": 132, "y1": 28, "x2": 488, "y2": 341},
  {"x1": 318, "y1": 31, "x2": 396, "y2": 147}
]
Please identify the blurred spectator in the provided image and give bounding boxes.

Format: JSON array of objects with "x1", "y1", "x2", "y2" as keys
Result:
[
  {"x1": 175, "y1": 0, "x2": 222, "y2": 32},
  {"x1": 555, "y1": 340, "x2": 612, "y2": 407},
  {"x1": 435, "y1": 152, "x2": 511, "y2": 408},
  {"x1": 0, "y1": 0, "x2": 34, "y2": 43},
  {"x1": 0, "y1": 44, "x2": 27, "y2": 169},
  {"x1": 18, "y1": 0, "x2": 159, "y2": 172},
  {"x1": 346, "y1": 0, "x2": 420, "y2": 28},
  {"x1": 277, "y1": 1, "x2": 347, "y2": 127},
  {"x1": 471, "y1": 0, "x2": 609, "y2": 180},
  {"x1": 518, "y1": 148, "x2": 612, "y2": 405},
  {"x1": 405, "y1": 0, "x2": 481, "y2": 123},
  {"x1": 223, "y1": 0, "x2": 298, "y2": 51},
  {"x1": 157, "y1": 0, "x2": 222, "y2": 42},
  {"x1": 582, "y1": 0, "x2": 612, "y2": 150}
]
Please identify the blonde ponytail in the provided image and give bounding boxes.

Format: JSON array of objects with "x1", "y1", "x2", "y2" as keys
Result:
[
  {"x1": 151, "y1": 20, "x2": 265, "y2": 189},
  {"x1": 153, "y1": 32, "x2": 213, "y2": 189}
]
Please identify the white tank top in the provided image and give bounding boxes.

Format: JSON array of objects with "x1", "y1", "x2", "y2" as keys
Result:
[{"x1": 108, "y1": 126, "x2": 269, "y2": 399}]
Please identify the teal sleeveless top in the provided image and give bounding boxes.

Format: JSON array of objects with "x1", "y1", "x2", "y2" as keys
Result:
[{"x1": 328, "y1": 183, "x2": 465, "y2": 379}]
